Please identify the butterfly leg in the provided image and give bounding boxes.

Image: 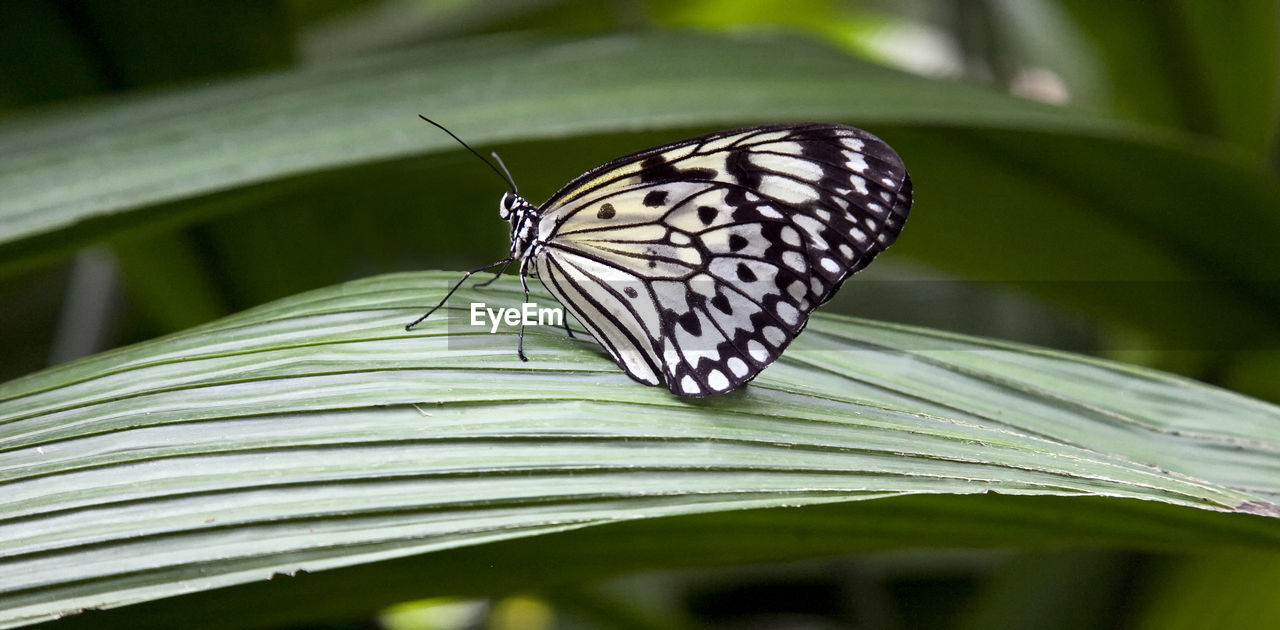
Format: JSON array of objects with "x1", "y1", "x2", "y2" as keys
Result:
[
  {"x1": 405, "y1": 257, "x2": 513, "y2": 331},
  {"x1": 516, "y1": 256, "x2": 533, "y2": 361},
  {"x1": 473, "y1": 258, "x2": 513, "y2": 288}
]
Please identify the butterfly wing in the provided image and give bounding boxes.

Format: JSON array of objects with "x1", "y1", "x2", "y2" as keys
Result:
[{"x1": 533, "y1": 123, "x2": 912, "y2": 396}]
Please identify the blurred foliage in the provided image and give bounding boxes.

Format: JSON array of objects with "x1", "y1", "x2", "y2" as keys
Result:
[{"x1": 1, "y1": 0, "x2": 1278, "y2": 629}]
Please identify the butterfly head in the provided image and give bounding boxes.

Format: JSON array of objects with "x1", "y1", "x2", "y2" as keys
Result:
[{"x1": 499, "y1": 191, "x2": 524, "y2": 221}]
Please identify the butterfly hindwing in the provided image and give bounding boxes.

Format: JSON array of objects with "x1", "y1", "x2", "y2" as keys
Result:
[
  {"x1": 534, "y1": 247, "x2": 664, "y2": 387},
  {"x1": 530, "y1": 123, "x2": 912, "y2": 396}
]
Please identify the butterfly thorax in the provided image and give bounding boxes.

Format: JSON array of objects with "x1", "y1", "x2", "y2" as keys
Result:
[{"x1": 500, "y1": 192, "x2": 541, "y2": 259}]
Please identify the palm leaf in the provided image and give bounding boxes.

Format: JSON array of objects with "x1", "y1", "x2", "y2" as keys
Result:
[{"x1": 2, "y1": 272, "x2": 1277, "y2": 628}]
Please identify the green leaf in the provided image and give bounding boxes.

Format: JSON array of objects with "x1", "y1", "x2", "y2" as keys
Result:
[
  {"x1": 1059, "y1": 0, "x2": 1280, "y2": 155},
  {"x1": 2, "y1": 272, "x2": 1277, "y2": 628},
  {"x1": 0, "y1": 31, "x2": 1102, "y2": 271},
  {"x1": 1134, "y1": 551, "x2": 1280, "y2": 630}
]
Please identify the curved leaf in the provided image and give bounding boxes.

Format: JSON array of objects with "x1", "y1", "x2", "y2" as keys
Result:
[
  {"x1": 0, "y1": 31, "x2": 1117, "y2": 266},
  {"x1": 1, "y1": 272, "x2": 1277, "y2": 627}
]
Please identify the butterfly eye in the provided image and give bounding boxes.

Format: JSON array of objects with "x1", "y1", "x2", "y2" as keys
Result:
[{"x1": 498, "y1": 193, "x2": 514, "y2": 220}]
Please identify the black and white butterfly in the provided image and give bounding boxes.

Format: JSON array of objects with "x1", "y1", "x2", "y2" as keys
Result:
[{"x1": 409, "y1": 119, "x2": 912, "y2": 397}]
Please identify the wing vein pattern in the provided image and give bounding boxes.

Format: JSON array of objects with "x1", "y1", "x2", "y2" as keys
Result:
[{"x1": 529, "y1": 122, "x2": 912, "y2": 396}]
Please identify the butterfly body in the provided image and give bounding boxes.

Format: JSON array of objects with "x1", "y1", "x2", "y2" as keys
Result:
[{"x1": 489, "y1": 123, "x2": 912, "y2": 397}]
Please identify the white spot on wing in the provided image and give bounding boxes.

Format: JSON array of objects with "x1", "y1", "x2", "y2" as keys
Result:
[
  {"x1": 707, "y1": 369, "x2": 730, "y2": 391},
  {"x1": 849, "y1": 174, "x2": 869, "y2": 194},
  {"x1": 752, "y1": 152, "x2": 824, "y2": 181},
  {"x1": 748, "y1": 340, "x2": 769, "y2": 362},
  {"x1": 782, "y1": 251, "x2": 806, "y2": 272},
  {"x1": 752, "y1": 131, "x2": 790, "y2": 143},
  {"x1": 727, "y1": 357, "x2": 749, "y2": 377},
  {"x1": 764, "y1": 141, "x2": 806, "y2": 155},
  {"x1": 680, "y1": 375, "x2": 701, "y2": 394},
  {"x1": 700, "y1": 134, "x2": 740, "y2": 152},
  {"x1": 761, "y1": 175, "x2": 819, "y2": 205},
  {"x1": 821, "y1": 257, "x2": 840, "y2": 273},
  {"x1": 845, "y1": 153, "x2": 869, "y2": 173},
  {"x1": 776, "y1": 302, "x2": 800, "y2": 325},
  {"x1": 660, "y1": 144, "x2": 698, "y2": 163}
]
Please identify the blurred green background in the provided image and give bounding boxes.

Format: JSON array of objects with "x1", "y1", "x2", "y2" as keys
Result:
[{"x1": 2, "y1": 1, "x2": 1279, "y2": 628}]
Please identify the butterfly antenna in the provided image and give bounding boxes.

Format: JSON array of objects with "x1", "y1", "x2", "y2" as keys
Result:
[
  {"x1": 418, "y1": 114, "x2": 518, "y2": 193},
  {"x1": 489, "y1": 151, "x2": 519, "y2": 195}
]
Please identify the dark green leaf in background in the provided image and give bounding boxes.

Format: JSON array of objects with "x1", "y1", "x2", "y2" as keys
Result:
[{"x1": 1058, "y1": 0, "x2": 1280, "y2": 156}]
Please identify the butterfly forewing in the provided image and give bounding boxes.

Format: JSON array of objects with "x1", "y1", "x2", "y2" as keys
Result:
[{"x1": 530, "y1": 123, "x2": 912, "y2": 397}]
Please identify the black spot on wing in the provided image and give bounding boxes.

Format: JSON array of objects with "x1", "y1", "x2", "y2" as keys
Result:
[
  {"x1": 640, "y1": 154, "x2": 717, "y2": 183},
  {"x1": 724, "y1": 147, "x2": 762, "y2": 188},
  {"x1": 676, "y1": 310, "x2": 702, "y2": 336},
  {"x1": 697, "y1": 206, "x2": 718, "y2": 225},
  {"x1": 643, "y1": 190, "x2": 668, "y2": 207}
]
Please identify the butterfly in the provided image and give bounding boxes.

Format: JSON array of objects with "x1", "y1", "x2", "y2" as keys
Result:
[{"x1": 408, "y1": 118, "x2": 912, "y2": 397}]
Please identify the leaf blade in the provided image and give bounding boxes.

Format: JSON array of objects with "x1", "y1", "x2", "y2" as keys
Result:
[{"x1": 1, "y1": 272, "x2": 1277, "y2": 626}]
